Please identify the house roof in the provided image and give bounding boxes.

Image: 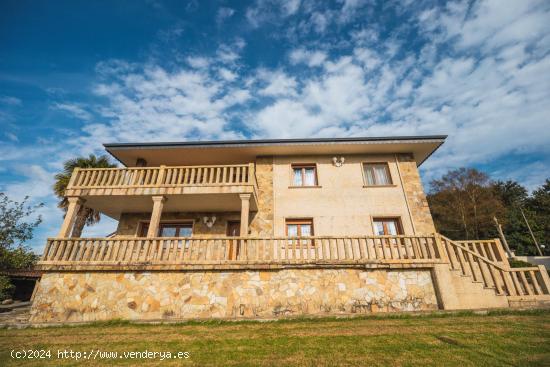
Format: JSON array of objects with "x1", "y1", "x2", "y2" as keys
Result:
[{"x1": 104, "y1": 135, "x2": 447, "y2": 167}]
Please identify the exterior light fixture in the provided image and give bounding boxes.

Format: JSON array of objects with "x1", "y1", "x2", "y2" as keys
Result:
[
  {"x1": 203, "y1": 215, "x2": 217, "y2": 228},
  {"x1": 332, "y1": 156, "x2": 345, "y2": 167}
]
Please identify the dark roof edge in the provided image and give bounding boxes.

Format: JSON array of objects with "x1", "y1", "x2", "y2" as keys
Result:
[
  {"x1": 103, "y1": 135, "x2": 447, "y2": 150},
  {"x1": 418, "y1": 138, "x2": 446, "y2": 166}
]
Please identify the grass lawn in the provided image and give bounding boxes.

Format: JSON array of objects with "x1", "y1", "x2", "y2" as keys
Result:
[{"x1": 1, "y1": 309, "x2": 549, "y2": 366}]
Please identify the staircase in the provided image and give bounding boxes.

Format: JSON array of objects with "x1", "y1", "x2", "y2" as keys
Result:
[{"x1": 435, "y1": 236, "x2": 550, "y2": 310}]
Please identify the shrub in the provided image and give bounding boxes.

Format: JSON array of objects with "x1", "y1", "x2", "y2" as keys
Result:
[{"x1": 0, "y1": 275, "x2": 14, "y2": 301}]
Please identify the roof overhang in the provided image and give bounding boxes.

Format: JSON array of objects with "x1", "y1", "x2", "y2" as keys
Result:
[{"x1": 104, "y1": 135, "x2": 447, "y2": 167}]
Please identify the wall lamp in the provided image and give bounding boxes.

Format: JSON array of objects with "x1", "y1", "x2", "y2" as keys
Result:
[
  {"x1": 332, "y1": 156, "x2": 345, "y2": 167},
  {"x1": 203, "y1": 215, "x2": 217, "y2": 228}
]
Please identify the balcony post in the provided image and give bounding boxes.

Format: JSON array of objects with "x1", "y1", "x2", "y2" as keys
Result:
[
  {"x1": 239, "y1": 193, "x2": 251, "y2": 236},
  {"x1": 147, "y1": 195, "x2": 166, "y2": 237},
  {"x1": 68, "y1": 167, "x2": 80, "y2": 188},
  {"x1": 157, "y1": 165, "x2": 166, "y2": 187},
  {"x1": 57, "y1": 197, "x2": 84, "y2": 238},
  {"x1": 248, "y1": 163, "x2": 255, "y2": 184}
]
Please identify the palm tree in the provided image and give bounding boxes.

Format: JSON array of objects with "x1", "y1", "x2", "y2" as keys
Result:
[{"x1": 54, "y1": 154, "x2": 116, "y2": 237}]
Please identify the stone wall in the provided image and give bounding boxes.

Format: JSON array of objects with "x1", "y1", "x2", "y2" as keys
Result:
[
  {"x1": 249, "y1": 157, "x2": 274, "y2": 236},
  {"x1": 396, "y1": 154, "x2": 436, "y2": 234},
  {"x1": 30, "y1": 269, "x2": 438, "y2": 323}
]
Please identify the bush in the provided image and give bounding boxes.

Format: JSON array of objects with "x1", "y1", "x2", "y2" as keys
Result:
[{"x1": 0, "y1": 275, "x2": 14, "y2": 301}]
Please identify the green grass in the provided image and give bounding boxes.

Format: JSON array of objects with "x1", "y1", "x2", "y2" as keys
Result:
[{"x1": 1, "y1": 310, "x2": 549, "y2": 366}]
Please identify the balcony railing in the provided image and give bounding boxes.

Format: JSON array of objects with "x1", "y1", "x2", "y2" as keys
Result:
[
  {"x1": 440, "y1": 235, "x2": 550, "y2": 297},
  {"x1": 39, "y1": 234, "x2": 550, "y2": 298},
  {"x1": 67, "y1": 164, "x2": 257, "y2": 190},
  {"x1": 40, "y1": 235, "x2": 445, "y2": 267}
]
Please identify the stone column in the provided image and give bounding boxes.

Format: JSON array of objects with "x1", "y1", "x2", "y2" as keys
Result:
[
  {"x1": 239, "y1": 194, "x2": 251, "y2": 236},
  {"x1": 147, "y1": 195, "x2": 166, "y2": 238},
  {"x1": 57, "y1": 197, "x2": 84, "y2": 238}
]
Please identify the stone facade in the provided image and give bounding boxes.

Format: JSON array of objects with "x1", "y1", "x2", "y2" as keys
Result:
[
  {"x1": 249, "y1": 156, "x2": 274, "y2": 236},
  {"x1": 396, "y1": 154, "x2": 436, "y2": 234},
  {"x1": 30, "y1": 269, "x2": 438, "y2": 323}
]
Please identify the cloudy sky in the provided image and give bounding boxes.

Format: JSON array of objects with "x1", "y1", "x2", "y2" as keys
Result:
[{"x1": 1, "y1": 0, "x2": 549, "y2": 251}]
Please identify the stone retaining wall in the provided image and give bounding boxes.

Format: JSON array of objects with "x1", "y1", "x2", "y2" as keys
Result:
[{"x1": 30, "y1": 269, "x2": 438, "y2": 323}]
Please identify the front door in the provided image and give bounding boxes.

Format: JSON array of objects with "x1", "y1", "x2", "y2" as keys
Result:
[{"x1": 227, "y1": 221, "x2": 240, "y2": 260}]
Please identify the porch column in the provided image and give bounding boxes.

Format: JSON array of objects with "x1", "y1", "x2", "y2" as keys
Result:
[
  {"x1": 57, "y1": 197, "x2": 84, "y2": 238},
  {"x1": 147, "y1": 195, "x2": 166, "y2": 238},
  {"x1": 239, "y1": 193, "x2": 251, "y2": 236}
]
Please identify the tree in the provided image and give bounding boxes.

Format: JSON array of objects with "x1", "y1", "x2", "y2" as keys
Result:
[
  {"x1": 492, "y1": 180, "x2": 533, "y2": 255},
  {"x1": 526, "y1": 179, "x2": 550, "y2": 255},
  {"x1": 0, "y1": 193, "x2": 43, "y2": 300},
  {"x1": 53, "y1": 155, "x2": 116, "y2": 237},
  {"x1": 0, "y1": 193, "x2": 43, "y2": 270},
  {"x1": 427, "y1": 168, "x2": 505, "y2": 240}
]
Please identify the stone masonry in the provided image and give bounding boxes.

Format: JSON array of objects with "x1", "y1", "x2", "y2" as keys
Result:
[
  {"x1": 397, "y1": 154, "x2": 436, "y2": 234},
  {"x1": 249, "y1": 156, "x2": 274, "y2": 236},
  {"x1": 30, "y1": 269, "x2": 438, "y2": 323}
]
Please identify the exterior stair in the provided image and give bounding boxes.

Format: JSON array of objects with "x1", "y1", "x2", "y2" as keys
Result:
[{"x1": 433, "y1": 235, "x2": 550, "y2": 310}]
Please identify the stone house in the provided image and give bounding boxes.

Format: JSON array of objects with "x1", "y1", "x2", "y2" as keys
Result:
[{"x1": 31, "y1": 136, "x2": 550, "y2": 323}]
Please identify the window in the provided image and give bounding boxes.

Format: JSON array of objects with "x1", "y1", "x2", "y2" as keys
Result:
[
  {"x1": 286, "y1": 219, "x2": 314, "y2": 237},
  {"x1": 372, "y1": 218, "x2": 402, "y2": 236},
  {"x1": 291, "y1": 164, "x2": 317, "y2": 186},
  {"x1": 139, "y1": 222, "x2": 193, "y2": 237},
  {"x1": 363, "y1": 163, "x2": 393, "y2": 186}
]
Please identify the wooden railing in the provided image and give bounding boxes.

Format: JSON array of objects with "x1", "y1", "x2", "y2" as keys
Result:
[
  {"x1": 39, "y1": 235, "x2": 444, "y2": 266},
  {"x1": 67, "y1": 164, "x2": 257, "y2": 189},
  {"x1": 454, "y1": 239, "x2": 509, "y2": 267},
  {"x1": 441, "y1": 236, "x2": 550, "y2": 297}
]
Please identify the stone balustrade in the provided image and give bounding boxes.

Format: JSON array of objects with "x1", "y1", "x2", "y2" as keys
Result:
[
  {"x1": 66, "y1": 164, "x2": 258, "y2": 191},
  {"x1": 38, "y1": 234, "x2": 550, "y2": 299},
  {"x1": 440, "y1": 235, "x2": 550, "y2": 297},
  {"x1": 39, "y1": 235, "x2": 445, "y2": 270}
]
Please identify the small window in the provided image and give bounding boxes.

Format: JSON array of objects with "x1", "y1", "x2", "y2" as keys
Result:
[
  {"x1": 363, "y1": 163, "x2": 393, "y2": 186},
  {"x1": 291, "y1": 164, "x2": 317, "y2": 186},
  {"x1": 373, "y1": 218, "x2": 402, "y2": 236},
  {"x1": 140, "y1": 222, "x2": 193, "y2": 237},
  {"x1": 286, "y1": 219, "x2": 314, "y2": 237}
]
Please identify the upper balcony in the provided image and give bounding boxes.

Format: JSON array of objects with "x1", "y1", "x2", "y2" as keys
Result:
[{"x1": 64, "y1": 164, "x2": 258, "y2": 217}]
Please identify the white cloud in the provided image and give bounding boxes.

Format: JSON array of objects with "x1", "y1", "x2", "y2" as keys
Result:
[
  {"x1": 52, "y1": 102, "x2": 92, "y2": 120},
  {"x1": 186, "y1": 56, "x2": 210, "y2": 69},
  {"x1": 257, "y1": 69, "x2": 297, "y2": 97},
  {"x1": 0, "y1": 95, "x2": 22, "y2": 106},
  {"x1": 216, "y1": 7, "x2": 235, "y2": 24},
  {"x1": 218, "y1": 68, "x2": 238, "y2": 82},
  {"x1": 246, "y1": 0, "x2": 301, "y2": 27},
  {"x1": 216, "y1": 39, "x2": 246, "y2": 64},
  {"x1": 289, "y1": 48, "x2": 327, "y2": 67}
]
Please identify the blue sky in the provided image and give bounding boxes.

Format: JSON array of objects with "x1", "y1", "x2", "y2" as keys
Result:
[{"x1": 1, "y1": 0, "x2": 549, "y2": 252}]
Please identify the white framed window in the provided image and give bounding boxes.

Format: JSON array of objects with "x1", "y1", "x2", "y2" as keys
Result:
[
  {"x1": 291, "y1": 164, "x2": 317, "y2": 186},
  {"x1": 363, "y1": 163, "x2": 393, "y2": 186},
  {"x1": 373, "y1": 218, "x2": 402, "y2": 235}
]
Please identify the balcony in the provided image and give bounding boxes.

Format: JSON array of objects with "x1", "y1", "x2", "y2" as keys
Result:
[
  {"x1": 38, "y1": 234, "x2": 550, "y2": 298},
  {"x1": 64, "y1": 164, "x2": 258, "y2": 217},
  {"x1": 41, "y1": 234, "x2": 446, "y2": 270}
]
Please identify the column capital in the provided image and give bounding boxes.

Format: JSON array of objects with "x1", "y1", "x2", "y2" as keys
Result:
[
  {"x1": 151, "y1": 195, "x2": 166, "y2": 203},
  {"x1": 239, "y1": 193, "x2": 251, "y2": 201},
  {"x1": 66, "y1": 197, "x2": 85, "y2": 205}
]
